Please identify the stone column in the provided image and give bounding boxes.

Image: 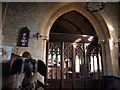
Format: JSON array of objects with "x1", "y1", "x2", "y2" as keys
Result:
[
  {"x1": 42, "y1": 36, "x2": 49, "y2": 64},
  {"x1": 110, "y1": 40, "x2": 119, "y2": 76},
  {"x1": 100, "y1": 40, "x2": 108, "y2": 75},
  {"x1": 108, "y1": 36, "x2": 119, "y2": 76},
  {"x1": 105, "y1": 39, "x2": 113, "y2": 75}
]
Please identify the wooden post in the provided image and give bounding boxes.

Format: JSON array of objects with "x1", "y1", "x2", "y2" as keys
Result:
[
  {"x1": 72, "y1": 45, "x2": 76, "y2": 79},
  {"x1": 61, "y1": 42, "x2": 64, "y2": 89},
  {"x1": 45, "y1": 41, "x2": 49, "y2": 84},
  {"x1": 83, "y1": 43, "x2": 88, "y2": 90},
  {"x1": 72, "y1": 44, "x2": 76, "y2": 89}
]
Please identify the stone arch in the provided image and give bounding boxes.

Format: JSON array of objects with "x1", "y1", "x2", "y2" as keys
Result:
[
  {"x1": 39, "y1": 2, "x2": 112, "y2": 75},
  {"x1": 40, "y1": 3, "x2": 110, "y2": 40}
]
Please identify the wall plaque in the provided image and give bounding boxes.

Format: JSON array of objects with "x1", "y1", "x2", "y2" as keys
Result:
[{"x1": 17, "y1": 27, "x2": 30, "y2": 47}]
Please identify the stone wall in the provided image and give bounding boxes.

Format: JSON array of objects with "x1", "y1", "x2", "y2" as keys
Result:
[
  {"x1": 2, "y1": 2, "x2": 119, "y2": 51},
  {"x1": 2, "y1": 2, "x2": 56, "y2": 55}
]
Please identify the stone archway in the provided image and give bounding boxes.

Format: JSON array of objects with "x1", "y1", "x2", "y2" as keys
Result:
[{"x1": 39, "y1": 2, "x2": 112, "y2": 75}]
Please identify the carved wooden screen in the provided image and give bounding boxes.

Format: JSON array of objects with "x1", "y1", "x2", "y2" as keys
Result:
[
  {"x1": 74, "y1": 43, "x2": 85, "y2": 79},
  {"x1": 46, "y1": 34, "x2": 103, "y2": 89},
  {"x1": 86, "y1": 39, "x2": 103, "y2": 79},
  {"x1": 63, "y1": 42, "x2": 85, "y2": 79},
  {"x1": 47, "y1": 42, "x2": 62, "y2": 79},
  {"x1": 64, "y1": 42, "x2": 73, "y2": 79}
]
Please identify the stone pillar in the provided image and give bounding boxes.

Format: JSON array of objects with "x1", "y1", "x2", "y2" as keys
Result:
[
  {"x1": 100, "y1": 41, "x2": 108, "y2": 75},
  {"x1": 110, "y1": 39, "x2": 119, "y2": 76},
  {"x1": 112, "y1": 46, "x2": 119, "y2": 76},
  {"x1": 42, "y1": 36, "x2": 49, "y2": 64},
  {"x1": 106, "y1": 39, "x2": 113, "y2": 75},
  {"x1": 108, "y1": 36, "x2": 119, "y2": 76}
]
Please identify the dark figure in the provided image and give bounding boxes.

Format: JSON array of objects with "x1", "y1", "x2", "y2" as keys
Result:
[{"x1": 10, "y1": 57, "x2": 46, "y2": 90}]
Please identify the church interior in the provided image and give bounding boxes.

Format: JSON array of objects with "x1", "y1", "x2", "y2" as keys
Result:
[{"x1": 1, "y1": 1, "x2": 120, "y2": 90}]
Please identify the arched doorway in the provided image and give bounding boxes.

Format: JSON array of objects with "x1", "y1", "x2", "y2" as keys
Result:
[{"x1": 46, "y1": 10, "x2": 103, "y2": 89}]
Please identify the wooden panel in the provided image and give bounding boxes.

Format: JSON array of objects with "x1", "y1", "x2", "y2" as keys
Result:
[
  {"x1": 50, "y1": 33, "x2": 92, "y2": 43},
  {"x1": 62, "y1": 79, "x2": 73, "y2": 88},
  {"x1": 46, "y1": 79, "x2": 61, "y2": 90},
  {"x1": 73, "y1": 79, "x2": 85, "y2": 89}
]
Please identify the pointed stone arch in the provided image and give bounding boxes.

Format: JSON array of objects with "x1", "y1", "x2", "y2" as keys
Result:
[{"x1": 39, "y1": 3, "x2": 112, "y2": 75}]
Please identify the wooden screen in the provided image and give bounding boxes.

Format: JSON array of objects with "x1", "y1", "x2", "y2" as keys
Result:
[
  {"x1": 46, "y1": 33, "x2": 103, "y2": 89},
  {"x1": 47, "y1": 42, "x2": 62, "y2": 79}
]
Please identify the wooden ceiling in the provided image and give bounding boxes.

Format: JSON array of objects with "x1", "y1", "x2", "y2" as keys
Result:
[{"x1": 50, "y1": 10, "x2": 96, "y2": 36}]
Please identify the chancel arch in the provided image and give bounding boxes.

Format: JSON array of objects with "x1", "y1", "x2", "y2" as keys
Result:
[
  {"x1": 37, "y1": 3, "x2": 115, "y2": 90},
  {"x1": 39, "y1": 2, "x2": 112, "y2": 76},
  {"x1": 45, "y1": 9, "x2": 105, "y2": 89}
]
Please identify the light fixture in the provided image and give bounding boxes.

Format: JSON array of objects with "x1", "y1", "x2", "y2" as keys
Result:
[
  {"x1": 33, "y1": 32, "x2": 42, "y2": 40},
  {"x1": 85, "y1": 1, "x2": 106, "y2": 12}
]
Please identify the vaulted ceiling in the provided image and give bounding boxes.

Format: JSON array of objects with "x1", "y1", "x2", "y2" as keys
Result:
[{"x1": 50, "y1": 10, "x2": 96, "y2": 36}]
